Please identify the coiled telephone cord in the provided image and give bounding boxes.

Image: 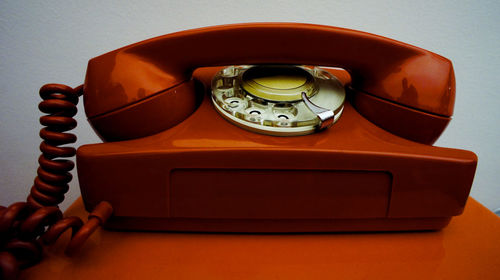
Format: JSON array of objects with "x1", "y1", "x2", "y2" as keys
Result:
[{"x1": 0, "y1": 84, "x2": 113, "y2": 280}]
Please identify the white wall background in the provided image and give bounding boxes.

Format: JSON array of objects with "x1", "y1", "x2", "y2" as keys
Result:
[{"x1": 1, "y1": 0, "x2": 499, "y2": 212}]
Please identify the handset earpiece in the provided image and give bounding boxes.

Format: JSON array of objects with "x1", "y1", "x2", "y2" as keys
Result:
[{"x1": 85, "y1": 79, "x2": 200, "y2": 141}]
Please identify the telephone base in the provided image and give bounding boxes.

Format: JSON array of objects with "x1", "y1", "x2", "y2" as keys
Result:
[{"x1": 77, "y1": 67, "x2": 476, "y2": 232}]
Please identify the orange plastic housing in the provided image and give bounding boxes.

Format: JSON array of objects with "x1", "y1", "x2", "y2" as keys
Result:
[{"x1": 76, "y1": 24, "x2": 476, "y2": 232}]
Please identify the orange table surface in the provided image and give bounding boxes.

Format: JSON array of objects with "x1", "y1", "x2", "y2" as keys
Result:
[{"x1": 21, "y1": 197, "x2": 500, "y2": 280}]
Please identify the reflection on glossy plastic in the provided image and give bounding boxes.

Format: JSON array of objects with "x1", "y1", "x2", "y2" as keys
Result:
[{"x1": 21, "y1": 198, "x2": 500, "y2": 280}]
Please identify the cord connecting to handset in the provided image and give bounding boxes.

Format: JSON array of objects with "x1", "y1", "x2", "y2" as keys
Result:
[{"x1": 0, "y1": 84, "x2": 113, "y2": 280}]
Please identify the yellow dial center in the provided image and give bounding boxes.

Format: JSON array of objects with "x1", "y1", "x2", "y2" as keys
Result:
[
  {"x1": 253, "y1": 75, "x2": 307, "y2": 90},
  {"x1": 241, "y1": 66, "x2": 317, "y2": 102}
]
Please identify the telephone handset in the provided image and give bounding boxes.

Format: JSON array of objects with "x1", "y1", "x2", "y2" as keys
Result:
[{"x1": 85, "y1": 23, "x2": 454, "y2": 144}]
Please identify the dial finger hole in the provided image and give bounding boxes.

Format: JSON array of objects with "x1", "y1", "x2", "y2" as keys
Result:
[
  {"x1": 224, "y1": 97, "x2": 247, "y2": 111},
  {"x1": 229, "y1": 100, "x2": 240, "y2": 108}
]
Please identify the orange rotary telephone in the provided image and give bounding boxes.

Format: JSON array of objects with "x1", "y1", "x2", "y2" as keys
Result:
[
  {"x1": 1, "y1": 22, "x2": 477, "y2": 278},
  {"x1": 78, "y1": 23, "x2": 476, "y2": 231}
]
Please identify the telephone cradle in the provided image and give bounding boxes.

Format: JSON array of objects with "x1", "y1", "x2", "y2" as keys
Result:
[{"x1": 0, "y1": 22, "x2": 478, "y2": 280}]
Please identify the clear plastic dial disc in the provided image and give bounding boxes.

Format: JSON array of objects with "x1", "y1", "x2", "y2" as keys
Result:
[{"x1": 211, "y1": 65, "x2": 345, "y2": 136}]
